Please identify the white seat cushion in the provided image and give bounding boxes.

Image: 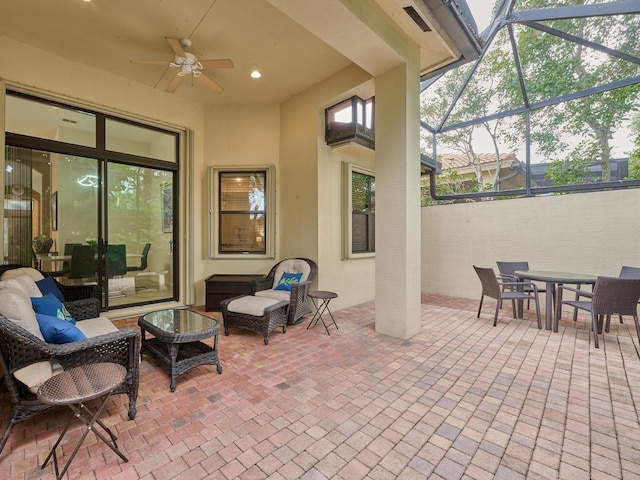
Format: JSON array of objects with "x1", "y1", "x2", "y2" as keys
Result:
[
  {"x1": 14, "y1": 361, "x2": 64, "y2": 394},
  {"x1": 228, "y1": 296, "x2": 282, "y2": 316},
  {"x1": 75, "y1": 316, "x2": 119, "y2": 337},
  {"x1": 255, "y1": 289, "x2": 291, "y2": 303}
]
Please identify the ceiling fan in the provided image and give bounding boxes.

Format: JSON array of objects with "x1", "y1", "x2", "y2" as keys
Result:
[{"x1": 131, "y1": 37, "x2": 234, "y2": 94}]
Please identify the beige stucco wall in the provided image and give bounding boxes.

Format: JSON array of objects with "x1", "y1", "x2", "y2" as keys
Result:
[
  {"x1": 202, "y1": 103, "x2": 282, "y2": 283},
  {"x1": 0, "y1": 36, "x2": 380, "y2": 313},
  {"x1": 422, "y1": 188, "x2": 640, "y2": 300},
  {"x1": 280, "y1": 65, "x2": 375, "y2": 311}
]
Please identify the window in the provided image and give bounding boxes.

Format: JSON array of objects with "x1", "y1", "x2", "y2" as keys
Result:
[
  {"x1": 208, "y1": 166, "x2": 275, "y2": 258},
  {"x1": 343, "y1": 163, "x2": 375, "y2": 257}
]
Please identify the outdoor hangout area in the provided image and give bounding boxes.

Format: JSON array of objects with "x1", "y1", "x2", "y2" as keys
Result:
[
  {"x1": 1, "y1": 0, "x2": 640, "y2": 479},
  {"x1": 0, "y1": 294, "x2": 639, "y2": 479}
]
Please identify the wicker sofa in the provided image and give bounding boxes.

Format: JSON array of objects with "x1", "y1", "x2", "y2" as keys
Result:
[{"x1": 0, "y1": 265, "x2": 139, "y2": 454}]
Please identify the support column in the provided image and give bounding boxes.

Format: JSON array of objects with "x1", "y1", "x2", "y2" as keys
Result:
[{"x1": 374, "y1": 62, "x2": 422, "y2": 339}]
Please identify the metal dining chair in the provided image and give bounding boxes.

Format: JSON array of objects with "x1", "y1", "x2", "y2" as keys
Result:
[{"x1": 126, "y1": 243, "x2": 151, "y2": 272}]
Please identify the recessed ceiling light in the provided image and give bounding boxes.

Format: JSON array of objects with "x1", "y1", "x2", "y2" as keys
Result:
[{"x1": 250, "y1": 70, "x2": 262, "y2": 79}]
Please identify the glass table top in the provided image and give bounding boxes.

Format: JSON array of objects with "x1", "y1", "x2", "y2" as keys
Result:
[{"x1": 140, "y1": 309, "x2": 219, "y2": 334}]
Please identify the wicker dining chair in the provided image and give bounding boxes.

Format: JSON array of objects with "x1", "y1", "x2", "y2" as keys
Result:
[
  {"x1": 496, "y1": 261, "x2": 546, "y2": 309},
  {"x1": 555, "y1": 276, "x2": 640, "y2": 349},
  {"x1": 473, "y1": 265, "x2": 542, "y2": 328}
]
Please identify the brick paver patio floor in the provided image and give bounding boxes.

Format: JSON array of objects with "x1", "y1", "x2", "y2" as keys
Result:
[{"x1": 1, "y1": 294, "x2": 639, "y2": 479}]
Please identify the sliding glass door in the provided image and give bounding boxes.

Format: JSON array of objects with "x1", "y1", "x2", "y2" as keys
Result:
[
  {"x1": 4, "y1": 90, "x2": 180, "y2": 310},
  {"x1": 105, "y1": 163, "x2": 174, "y2": 307}
]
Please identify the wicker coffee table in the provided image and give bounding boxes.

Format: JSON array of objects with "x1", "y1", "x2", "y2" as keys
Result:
[{"x1": 138, "y1": 309, "x2": 222, "y2": 392}]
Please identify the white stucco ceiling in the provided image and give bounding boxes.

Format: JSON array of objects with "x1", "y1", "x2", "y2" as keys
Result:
[{"x1": 0, "y1": 0, "x2": 469, "y2": 106}]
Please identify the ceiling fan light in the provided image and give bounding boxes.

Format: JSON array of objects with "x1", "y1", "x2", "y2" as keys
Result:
[{"x1": 193, "y1": 70, "x2": 202, "y2": 78}]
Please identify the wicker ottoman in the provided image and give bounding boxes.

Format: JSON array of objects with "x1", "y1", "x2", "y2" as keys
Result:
[{"x1": 221, "y1": 295, "x2": 289, "y2": 345}]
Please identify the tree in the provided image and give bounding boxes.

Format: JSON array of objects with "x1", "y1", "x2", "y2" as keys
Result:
[
  {"x1": 421, "y1": 28, "x2": 516, "y2": 194},
  {"x1": 500, "y1": 0, "x2": 640, "y2": 184},
  {"x1": 421, "y1": 0, "x2": 640, "y2": 195}
]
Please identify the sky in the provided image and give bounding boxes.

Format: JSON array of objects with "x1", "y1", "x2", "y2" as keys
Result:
[{"x1": 466, "y1": 0, "x2": 496, "y2": 33}]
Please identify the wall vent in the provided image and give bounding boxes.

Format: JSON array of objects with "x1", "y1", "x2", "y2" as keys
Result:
[{"x1": 403, "y1": 6, "x2": 431, "y2": 32}]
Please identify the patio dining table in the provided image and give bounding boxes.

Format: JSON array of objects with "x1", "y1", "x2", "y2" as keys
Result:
[{"x1": 514, "y1": 270, "x2": 597, "y2": 331}]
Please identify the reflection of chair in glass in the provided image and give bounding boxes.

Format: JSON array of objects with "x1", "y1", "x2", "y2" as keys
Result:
[
  {"x1": 67, "y1": 245, "x2": 97, "y2": 283},
  {"x1": 61, "y1": 243, "x2": 82, "y2": 276},
  {"x1": 127, "y1": 243, "x2": 151, "y2": 272},
  {"x1": 106, "y1": 244, "x2": 127, "y2": 277},
  {"x1": 107, "y1": 244, "x2": 127, "y2": 296}
]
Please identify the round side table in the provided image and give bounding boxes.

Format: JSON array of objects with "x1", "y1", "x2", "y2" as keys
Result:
[
  {"x1": 37, "y1": 362, "x2": 128, "y2": 479},
  {"x1": 307, "y1": 290, "x2": 338, "y2": 335}
]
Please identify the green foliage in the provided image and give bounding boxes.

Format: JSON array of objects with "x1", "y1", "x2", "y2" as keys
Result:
[
  {"x1": 628, "y1": 114, "x2": 640, "y2": 179},
  {"x1": 545, "y1": 157, "x2": 593, "y2": 186},
  {"x1": 421, "y1": 168, "x2": 481, "y2": 205}
]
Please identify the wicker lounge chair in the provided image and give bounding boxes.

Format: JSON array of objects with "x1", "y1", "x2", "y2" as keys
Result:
[
  {"x1": 0, "y1": 265, "x2": 139, "y2": 454},
  {"x1": 252, "y1": 258, "x2": 318, "y2": 325}
]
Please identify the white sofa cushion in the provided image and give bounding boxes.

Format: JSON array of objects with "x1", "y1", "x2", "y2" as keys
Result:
[
  {"x1": 0, "y1": 288, "x2": 45, "y2": 341},
  {"x1": 13, "y1": 361, "x2": 64, "y2": 394},
  {"x1": 271, "y1": 259, "x2": 311, "y2": 288},
  {"x1": 0, "y1": 267, "x2": 45, "y2": 283},
  {"x1": 15, "y1": 275, "x2": 43, "y2": 298},
  {"x1": 13, "y1": 316, "x2": 118, "y2": 394},
  {"x1": 0, "y1": 278, "x2": 32, "y2": 299}
]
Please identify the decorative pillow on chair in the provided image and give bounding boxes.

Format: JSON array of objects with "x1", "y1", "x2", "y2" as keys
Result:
[
  {"x1": 36, "y1": 314, "x2": 86, "y2": 344},
  {"x1": 274, "y1": 272, "x2": 303, "y2": 291},
  {"x1": 36, "y1": 276, "x2": 65, "y2": 302},
  {"x1": 31, "y1": 293, "x2": 76, "y2": 324}
]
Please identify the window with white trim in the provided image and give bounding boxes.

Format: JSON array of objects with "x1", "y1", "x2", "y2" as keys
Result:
[
  {"x1": 208, "y1": 166, "x2": 275, "y2": 258},
  {"x1": 343, "y1": 163, "x2": 375, "y2": 258}
]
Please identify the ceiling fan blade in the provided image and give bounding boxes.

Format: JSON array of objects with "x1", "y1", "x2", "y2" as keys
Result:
[
  {"x1": 166, "y1": 74, "x2": 183, "y2": 93},
  {"x1": 199, "y1": 59, "x2": 234, "y2": 69},
  {"x1": 166, "y1": 37, "x2": 186, "y2": 57},
  {"x1": 198, "y1": 73, "x2": 224, "y2": 94},
  {"x1": 130, "y1": 59, "x2": 168, "y2": 65}
]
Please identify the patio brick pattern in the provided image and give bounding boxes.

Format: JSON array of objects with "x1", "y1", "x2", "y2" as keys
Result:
[{"x1": 1, "y1": 294, "x2": 639, "y2": 479}]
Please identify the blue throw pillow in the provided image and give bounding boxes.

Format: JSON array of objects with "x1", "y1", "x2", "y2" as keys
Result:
[
  {"x1": 31, "y1": 293, "x2": 76, "y2": 324},
  {"x1": 36, "y1": 314, "x2": 86, "y2": 344},
  {"x1": 274, "y1": 272, "x2": 303, "y2": 291},
  {"x1": 36, "y1": 276, "x2": 65, "y2": 302}
]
